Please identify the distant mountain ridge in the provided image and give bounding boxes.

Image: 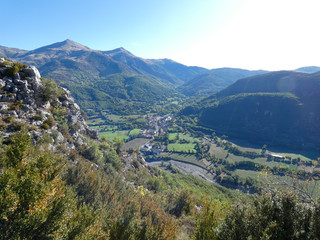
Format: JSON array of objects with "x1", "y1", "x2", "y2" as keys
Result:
[
  {"x1": 1, "y1": 40, "x2": 319, "y2": 115},
  {"x1": 0, "y1": 40, "x2": 210, "y2": 113},
  {"x1": 295, "y1": 66, "x2": 320, "y2": 73},
  {"x1": 0, "y1": 40, "x2": 209, "y2": 113},
  {"x1": 0, "y1": 39, "x2": 207, "y2": 86},
  {"x1": 182, "y1": 71, "x2": 320, "y2": 150},
  {"x1": 178, "y1": 68, "x2": 268, "y2": 96}
]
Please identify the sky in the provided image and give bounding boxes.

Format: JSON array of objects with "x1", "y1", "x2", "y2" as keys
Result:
[{"x1": 2, "y1": 0, "x2": 320, "y2": 70}]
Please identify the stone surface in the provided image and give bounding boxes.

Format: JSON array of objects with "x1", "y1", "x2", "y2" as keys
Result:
[
  {"x1": 0, "y1": 61, "x2": 98, "y2": 149},
  {"x1": 0, "y1": 104, "x2": 9, "y2": 112},
  {"x1": 23, "y1": 66, "x2": 41, "y2": 79}
]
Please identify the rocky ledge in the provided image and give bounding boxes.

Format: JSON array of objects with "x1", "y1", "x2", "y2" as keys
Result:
[{"x1": 0, "y1": 57, "x2": 98, "y2": 148}]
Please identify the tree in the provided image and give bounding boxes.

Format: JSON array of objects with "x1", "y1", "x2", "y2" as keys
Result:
[
  {"x1": 41, "y1": 78, "x2": 64, "y2": 102},
  {"x1": 194, "y1": 200, "x2": 227, "y2": 240},
  {"x1": 217, "y1": 190, "x2": 320, "y2": 240},
  {"x1": 0, "y1": 131, "x2": 104, "y2": 239},
  {"x1": 113, "y1": 137, "x2": 124, "y2": 154},
  {"x1": 261, "y1": 144, "x2": 267, "y2": 155}
]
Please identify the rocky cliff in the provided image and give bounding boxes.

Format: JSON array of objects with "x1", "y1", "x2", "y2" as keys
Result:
[{"x1": 0, "y1": 57, "x2": 98, "y2": 148}]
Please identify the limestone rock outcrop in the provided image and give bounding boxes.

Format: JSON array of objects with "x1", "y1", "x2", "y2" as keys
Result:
[{"x1": 0, "y1": 58, "x2": 98, "y2": 148}]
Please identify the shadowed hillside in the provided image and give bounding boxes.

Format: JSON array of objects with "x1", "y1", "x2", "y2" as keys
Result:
[{"x1": 182, "y1": 71, "x2": 320, "y2": 150}]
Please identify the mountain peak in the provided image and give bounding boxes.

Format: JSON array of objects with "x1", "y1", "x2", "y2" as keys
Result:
[
  {"x1": 52, "y1": 39, "x2": 90, "y2": 50},
  {"x1": 104, "y1": 47, "x2": 134, "y2": 56},
  {"x1": 31, "y1": 39, "x2": 90, "y2": 53}
]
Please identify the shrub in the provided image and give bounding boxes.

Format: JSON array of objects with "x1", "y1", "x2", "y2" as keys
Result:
[
  {"x1": 43, "y1": 117, "x2": 56, "y2": 128},
  {"x1": 216, "y1": 191, "x2": 320, "y2": 240},
  {"x1": 105, "y1": 149, "x2": 121, "y2": 171},
  {"x1": 41, "y1": 78, "x2": 64, "y2": 102},
  {"x1": 168, "y1": 190, "x2": 195, "y2": 217},
  {"x1": 52, "y1": 105, "x2": 68, "y2": 122},
  {"x1": 10, "y1": 101, "x2": 23, "y2": 111},
  {"x1": 0, "y1": 118, "x2": 7, "y2": 131},
  {"x1": 9, "y1": 121, "x2": 25, "y2": 131},
  {"x1": 32, "y1": 114, "x2": 43, "y2": 121},
  {"x1": 41, "y1": 123, "x2": 50, "y2": 130},
  {"x1": 3, "y1": 115, "x2": 15, "y2": 123},
  {"x1": 3, "y1": 62, "x2": 26, "y2": 78},
  {"x1": 0, "y1": 130, "x2": 103, "y2": 239}
]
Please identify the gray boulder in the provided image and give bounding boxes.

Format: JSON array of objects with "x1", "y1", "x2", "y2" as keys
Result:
[
  {"x1": 55, "y1": 131, "x2": 64, "y2": 143},
  {"x1": 14, "y1": 73, "x2": 20, "y2": 80},
  {"x1": 0, "y1": 79, "x2": 6, "y2": 88},
  {"x1": 0, "y1": 104, "x2": 9, "y2": 113},
  {"x1": 23, "y1": 66, "x2": 41, "y2": 79}
]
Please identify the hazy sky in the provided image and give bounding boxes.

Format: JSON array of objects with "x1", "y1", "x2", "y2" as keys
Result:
[{"x1": 2, "y1": 0, "x2": 320, "y2": 70}]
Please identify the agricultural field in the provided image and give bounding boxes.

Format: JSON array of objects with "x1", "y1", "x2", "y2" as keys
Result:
[
  {"x1": 86, "y1": 111, "x2": 320, "y2": 193},
  {"x1": 122, "y1": 138, "x2": 150, "y2": 151},
  {"x1": 167, "y1": 143, "x2": 196, "y2": 153},
  {"x1": 129, "y1": 129, "x2": 141, "y2": 138},
  {"x1": 168, "y1": 133, "x2": 200, "y2": 143},
  {"x1": 87, "y1": 111, "x2": 148, "y2": 142},
  {"x1": 87, "y1": 117, "x2": 105, "y2": 126},
  {"x1": 99, "y1": 130, "x2": 130, "y2": 141}
]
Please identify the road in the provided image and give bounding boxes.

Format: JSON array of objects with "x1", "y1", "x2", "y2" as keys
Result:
[{"x1": 146, "y1": 159, "x2": 216, "y2": 183}]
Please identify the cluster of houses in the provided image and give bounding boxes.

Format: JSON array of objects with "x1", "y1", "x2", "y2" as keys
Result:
[
  {"x1": 138, "y1": 115, "x2": 172, "y2": 155},
  {"x1": 140, "y1": 142, "x2": 165, "y2": 155},
  {"x1": 140, "y1": 114, "x2": 172, "y2": 138}
]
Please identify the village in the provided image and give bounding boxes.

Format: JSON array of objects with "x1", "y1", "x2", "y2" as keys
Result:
[{"x1": 139, "y1": 114, "x2": 172, "y2": 154}]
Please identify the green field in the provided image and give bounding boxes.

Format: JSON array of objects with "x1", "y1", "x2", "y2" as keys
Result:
[
  {"x1": 167, "y1": 143, "x2": 196, "y2": 153},
  {"x1": 233, "y1": 169, "x2": 260, "y2": 179},
  {"x1": 159, "y1": 152, "x2": 204, "y2": 167},
  {"x1": 209, "y1": 140, "x2": 315, "y2": 171},
  {"x1": 99, "y1": 130, "x2": 129, "y2": 141},
  {"x1": 129, "y1": 129, "x2": 141, "y2": 138},
  {"x1": 168, "y1": 133, "x2": 200, "y2": 143},
  {"x1": 104, "y1": 114, "x2": 122, "y2": 122},
  {"x1": 87, "y1": 117, "x2": 105, "y2": 125}
]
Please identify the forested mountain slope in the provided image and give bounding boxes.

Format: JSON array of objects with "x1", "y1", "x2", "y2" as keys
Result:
[
  {"x1": 182, "y1": 71, "x2": 320, "y2": 150},
  {"x1": 178, "y1": 68, "x2": 267, "y2": 96}
]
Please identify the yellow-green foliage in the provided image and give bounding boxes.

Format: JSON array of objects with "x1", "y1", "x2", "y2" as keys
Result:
[
  {"x1": 3, "y1": 62, "x2": 27, "y2": 78},
  {"x1": 65, "y1": 155, "x2": 178, "y2": 239},
  {"x1": 41, "y1": 78, "x2": 65, "y2": 102},
  {"x1": 0, "y1": 118, "x2": 7, "y2": 131},
  {"x1": 52, "y1": 104, "x2": 68, "y2": 122},
  {"x1": 0, "y1": 131, "x2": 108, "y2": 239},
  {"x1": 194, "y1": 200, "x2": 229, "y2": 240}
]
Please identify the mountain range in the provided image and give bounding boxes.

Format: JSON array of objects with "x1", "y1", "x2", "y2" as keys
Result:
[
  {"x1": 0, "y1": 40, "x2": 207, "y2": 112},
  {"x1": 4, "y1": 44, "x2": 318, "y2": 150},
  {"x1": 0, "y1": 39, "x2": 207, "y2": 86},
  {"x1": 1, "y1": 40, "x2": 320, "y2": 117}
]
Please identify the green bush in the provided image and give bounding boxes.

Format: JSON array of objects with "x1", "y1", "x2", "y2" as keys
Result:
[
  {"x1": 9, "y1": 121, "x2": 25, "y2": 131},
  {"x1": 41, "y1": 78, "x2": 64, "y2": 102},
  {"x1": 216, "y1": 191, "x2": 320, "y2": 240},
  {"x1": 44, "y1": 117, "x2": 56, "y2": 127},
  {"x1": 0, "y1": 130, "x2": 105, "y2": 239},
  {"x1": 32, "y1": 114, "x2": 44, "y2": 121},
  {"x1": 52, "y1": 105, "x2": 68, "y2": 122},
  {"x1": 3, "y1": 115, "x2": 15, "y2": 123},
  {"x1": 41, "y1": 123, "x2": 50, "y2": 130},
  {"x1": 0, "y1": 118, "x2": 7, "y2": 131},
  {"x1": 3, "y1": 62, "x2": 26, "y2": 78}
]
